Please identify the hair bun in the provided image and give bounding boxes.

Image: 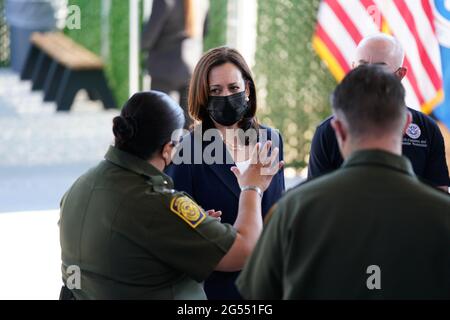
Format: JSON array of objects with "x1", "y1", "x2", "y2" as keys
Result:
[{"x1": 112, "y1": 116, "x2": 137, "y2": 141}]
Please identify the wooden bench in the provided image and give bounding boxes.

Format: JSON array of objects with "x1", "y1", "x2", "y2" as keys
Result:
[{"x1": 21, "y1": 32, "x2": 116, "y2": 111}]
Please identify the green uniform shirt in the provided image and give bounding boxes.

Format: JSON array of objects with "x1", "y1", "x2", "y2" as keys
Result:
[
  {"x1": 60, "y1": 146, "x2": 236, "y2": 299},
  {"x1": 237, "y1": 150, "x2": 450, "y2": 299}
]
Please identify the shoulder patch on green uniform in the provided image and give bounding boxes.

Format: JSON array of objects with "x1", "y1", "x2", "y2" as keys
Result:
[{"x1": 170, "y1": 195, "x2": 207, "y2": 228}]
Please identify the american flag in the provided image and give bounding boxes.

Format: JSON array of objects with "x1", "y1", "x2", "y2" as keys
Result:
[{"x1": 313, "y1": 0, "x2": 444, "y2": 114}]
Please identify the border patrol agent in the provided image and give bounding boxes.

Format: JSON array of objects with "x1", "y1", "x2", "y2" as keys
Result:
[
  {"x1": 237, "y1": 65, "x2": 450, "y2": 299},
  {"x1": 59, "y1": 91, "x2": 282, "y2": 299},
  {"x1": 308, "y1": 34, "x2": 450, "y2": 190}
]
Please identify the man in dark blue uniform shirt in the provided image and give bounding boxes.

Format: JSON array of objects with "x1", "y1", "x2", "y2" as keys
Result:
[{"x1": 308, "y1": 34, "x2": 450, "y2": 190}]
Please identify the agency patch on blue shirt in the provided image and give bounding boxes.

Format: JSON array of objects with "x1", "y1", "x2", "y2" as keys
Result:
[{"x1": 170, "y1": 195, "x2": 206, "y2": 228}]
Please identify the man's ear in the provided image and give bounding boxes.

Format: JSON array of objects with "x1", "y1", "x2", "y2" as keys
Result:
[
  {"x1": 331, "y1": 116, "x2": 347, "y2": 144},
  {"x1": 402, "y1": 111, "x2": 413, "y2": 134},
  {"x1": 396, "y1": 67, "x2": 408, "y2": 80}
]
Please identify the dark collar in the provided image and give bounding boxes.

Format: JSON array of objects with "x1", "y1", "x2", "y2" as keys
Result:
[
  {"x1": 191, "y1": 127, "x2": 244, "y2": 199},
  {"x1": 104, "y1": 146, "x2": 174, "y2": 188},
  {"x1": 342, "y1": 149, "x2": 416, "y2": 177},
  {"x1": 185, "y1": 126, "x2": 276, "y2": 199}
]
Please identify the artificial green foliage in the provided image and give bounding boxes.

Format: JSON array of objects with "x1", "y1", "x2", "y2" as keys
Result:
[
  {"x1": 255, "y1": 0, "x2": 337, "y2": 168},
  {"x1": 203, "y1": 0, "x2": 227, "y2": 51},
  {"x1": 65, "y1": 0, "x2": 128, "y2": 106},
  {"x1": 108, "y1": 0, "x2": 129, "y2": 106},
  {"x1": 0, "y1": 0, "x2": 10, "y2": 67},
  {"x1": 65, "y1": 0, "x2": 101, "y2": 55}
]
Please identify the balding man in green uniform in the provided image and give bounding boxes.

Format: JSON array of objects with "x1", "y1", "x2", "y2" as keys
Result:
[
  {"x1": 59, "y1": 91, "x2": 283, "y2": 299},
  {"x1": 236, "y1": 65, "x2": 450, "y2": 299}
]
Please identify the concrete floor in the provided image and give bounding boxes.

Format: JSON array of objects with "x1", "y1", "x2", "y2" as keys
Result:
[
  {"x1": 0, "y1": 69, "x2": 119, "y2": 214},
  {"x1": 0, "y1": 210, "x2": 60, "y2": 299},
  {"x1": 0, "y1": 69, "x2": 118, "y2": 299}
]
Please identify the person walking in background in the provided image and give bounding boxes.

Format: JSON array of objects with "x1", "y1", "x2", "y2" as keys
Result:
[
  {"x1": 166, "y1": 47, "x2": 286, "y2": 300},
  {"x1": 5, "y1": 0, "x2": 67, "y2": 72},
  {"x1": 308, "y1": 34, "x2": 450, "y2": 191},
  {"x1": 141, "y1": 0, "x2": 209, "y2": 128},
  {"x1": 237, "y1": 64, "x2": 450, "y2": 299}
]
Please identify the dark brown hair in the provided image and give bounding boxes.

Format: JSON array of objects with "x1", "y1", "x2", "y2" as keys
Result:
[
  {"x1": 113, "y1": 91, "x2": 185, "y2": 160},
  {"x1": 188, "y1": 46, "x2": 259, "y2": 131}
]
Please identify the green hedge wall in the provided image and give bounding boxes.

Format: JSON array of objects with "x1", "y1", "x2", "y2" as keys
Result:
[
  {"x1": 0, "y1": 0, "x2": 10, "y2": 67},
  {"x1": 255, "y1": 0, "x2": 337, "y2": 169},
  {"x1": 65, "y1": 0, "x2": 101, "y2": 54},
  {"x1": 108, "y1": 0, "x2": 129, "y2": 107},
  {"x1": 65, "y1": 0, "x2": 129, "y2": 107},
  {"x1": 204, "y1": 0, "x2": 227, "y2": 51}
]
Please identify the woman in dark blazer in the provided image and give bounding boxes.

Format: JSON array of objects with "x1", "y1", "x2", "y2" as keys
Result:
[{"x1": 166, "y1": 47, "x2": 285, "y2": 300}]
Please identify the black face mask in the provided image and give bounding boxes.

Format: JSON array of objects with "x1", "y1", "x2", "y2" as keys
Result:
[{"x1": 207, "y1": 91, "x2": 248, "y2": 126}]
